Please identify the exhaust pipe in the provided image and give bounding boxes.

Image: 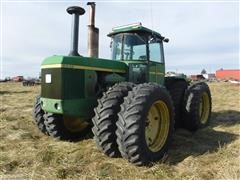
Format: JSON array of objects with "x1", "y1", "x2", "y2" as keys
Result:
[
  {"x1": 67, "y1": 6, "x2": 85, "y2": 56},
  {"x1": 87, "y1": 2, "x2": 99, "y2": 58}
]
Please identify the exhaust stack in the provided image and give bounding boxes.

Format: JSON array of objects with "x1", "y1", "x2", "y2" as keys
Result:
[
  {"x1": 67, "y1": 6, "x2": 85, "y2": 56},
  {"x1": 87, "y1": 2, "x2": 99, "y2": 58}
]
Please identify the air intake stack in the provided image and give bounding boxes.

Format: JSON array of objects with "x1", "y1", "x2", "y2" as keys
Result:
[
  {"x1": 67, "y1": 6, "x2": 85, "y2": 56},
  {"x1": 87, "y1": 2, "x2": 99, "y2": 58}
]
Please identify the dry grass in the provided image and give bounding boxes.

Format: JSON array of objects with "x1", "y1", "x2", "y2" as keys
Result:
[{"x1": 0, "y1": 82, "x2": 239, "y2": 179}]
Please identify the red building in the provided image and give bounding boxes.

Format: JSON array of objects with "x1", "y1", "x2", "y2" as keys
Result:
[{"x1": 216, "y1": 69, "x2": 240, "y2": 80}]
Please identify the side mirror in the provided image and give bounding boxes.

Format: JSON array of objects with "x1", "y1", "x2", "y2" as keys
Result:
[
  {"x1": 163, "y1": 38, "x2": 169, "y2": 43},
  {"x1": 149, "y1": 37, "x2": 161, "y2": 44}
]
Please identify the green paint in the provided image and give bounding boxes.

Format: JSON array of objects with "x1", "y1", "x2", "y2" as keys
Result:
[
  {"x1": 41, "y1": 97, "x2": 97, "y2": 119},
  {"x1": 41, "y1": 56, "x2": 129, "y2": 118},
  {"x1": 84, "y1": 70, "x2": 98, "y2": 97},
  {"x1": 41, "y1": 68, "x2": 63, "y2": 99},
  {"x1": 149, "y1": 62, "x2": 165, "y2": 84},
  {"x1": 41, "y1": 68, "x2": 85, "y2": 99},
  {"x1": 156, "y1": 64, "x2": 165, "y2": 84},
  {"x1": 42, "y1": 55, "x2": 128, "y2": 73}
]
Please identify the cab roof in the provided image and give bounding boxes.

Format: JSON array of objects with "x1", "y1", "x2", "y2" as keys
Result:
[{"x1": 107, "y1": 23, "x2": 163, "y2": 39}]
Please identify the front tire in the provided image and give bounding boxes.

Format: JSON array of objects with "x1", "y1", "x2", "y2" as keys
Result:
[
  {"x1": 92, "y1": 82, "x2": 134, "y2": 157},
  {"x1": 116, "y1": 83, "x2": 174, "y2": 166},
  {"x1": 32, "y1": 96, "x2": 48, "y2": 135},
  {"x1": 44, "y1": 113, "x2": 90, "y2": 141},
  {"x1": 183, "y1": 82, "x2": 212, "y2": 131}
]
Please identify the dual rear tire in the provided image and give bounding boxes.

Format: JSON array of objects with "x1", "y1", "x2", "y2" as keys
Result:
[
  {"x1": 92, "y1": 83, "x2": 175, "y2": 165},
  {"x1": 116, "y1": 83, "x2": 174, "y2": 165}
]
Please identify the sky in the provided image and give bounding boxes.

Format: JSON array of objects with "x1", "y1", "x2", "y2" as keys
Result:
[{"x1": 0, "y1": 0, "x2": 239, "y2": 78}]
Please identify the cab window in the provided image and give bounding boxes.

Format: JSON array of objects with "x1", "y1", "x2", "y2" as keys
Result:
[
  {"x1": 149, "y1": 42, "x2": 162, "y2": 63},
  {"x1": 111, "y1": 34, "x2": 122, "y2": 60},
  {"x1": 124, "y1": 34, "x2": 147, "y2": 60},
  {"x1": 111, "y1": 33, "x2": 147, "y2": 61}
]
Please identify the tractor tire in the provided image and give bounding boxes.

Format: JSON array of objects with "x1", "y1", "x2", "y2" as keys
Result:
[
  {"x1": 183, "y1": 82, "x2": 212, "y2": 131},
  {"x1": 44, "y1": 113, "x2": 91, "y2": 141},
  {"x1": 32, "y1": 96, "x2": 49, "y2": 135},
  {"x1": 116, "y1": 83, "x2": 174, "y2": 166},
  {"x1": 92, "y1": 82, "x2": 135, "y2": 157},
  {"x1": 166, "y1": 81, "x2": 188, "y2": 128}
]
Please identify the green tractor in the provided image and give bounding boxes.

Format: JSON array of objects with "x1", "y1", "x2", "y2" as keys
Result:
[{"x1": 33, "y1": 4, "x2": 212, "y2": 165}]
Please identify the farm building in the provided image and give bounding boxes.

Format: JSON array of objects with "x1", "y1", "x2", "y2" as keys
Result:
[
  {"x1": 12, "y1": 76, "x2": 24, "y2": 82},
  {"x1": 216, "y1": 69, "x2": 240, "y2": 80}
]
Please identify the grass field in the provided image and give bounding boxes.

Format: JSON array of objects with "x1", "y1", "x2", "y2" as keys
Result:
[{"x1": 0, "y1": 82, "x2": 239, "y2": 179}]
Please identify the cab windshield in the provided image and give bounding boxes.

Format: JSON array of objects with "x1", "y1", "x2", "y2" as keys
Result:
[{"x1": 111, "y1": 33, "x2": 147, "y2": 61}]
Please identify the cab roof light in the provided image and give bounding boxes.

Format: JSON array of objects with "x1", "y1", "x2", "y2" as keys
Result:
[{"x1": 112, "y1": 22, "x2": 142, "y2": 31}]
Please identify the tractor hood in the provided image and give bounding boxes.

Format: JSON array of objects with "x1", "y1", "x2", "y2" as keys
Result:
[
  {"x1": 40, "y1": 55, "x2": 127, "y2": 117},
  {"x1": 41, "y1": 55, "x2": 127, "y2": 74}
]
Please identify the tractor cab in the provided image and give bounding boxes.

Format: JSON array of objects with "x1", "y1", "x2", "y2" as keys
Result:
[{"x1": 108, "y1": 23, "x2": 169, "y2": 84}]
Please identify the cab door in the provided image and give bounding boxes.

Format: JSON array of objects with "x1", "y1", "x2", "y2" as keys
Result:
[{"x1": 148, "y1": 41, "x2": 165, "y2": 85}]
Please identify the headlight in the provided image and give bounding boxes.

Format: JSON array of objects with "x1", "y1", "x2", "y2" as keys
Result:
[{"x1": 45, "y1": 74, "x2": 52, "y2": 83}]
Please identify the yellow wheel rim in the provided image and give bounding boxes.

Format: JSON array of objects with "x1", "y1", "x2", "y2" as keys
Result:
[
  {"x1": 145, "y1": 100, "x2": 170, "y2": 152},
  {"x1": 199, "y1": 92, "x2": 210, "y2": 124},
  {"x1": 63, "y1": 116, "x2": 89, "y2": 133}
]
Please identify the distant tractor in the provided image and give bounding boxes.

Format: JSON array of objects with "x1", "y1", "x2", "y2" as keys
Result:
[
  {"x1": 23, "y1": 79, "x2": 41, "y2": 86},
  {"x1": 33, "y1": 3, "x2": 212, "y2": 165}
]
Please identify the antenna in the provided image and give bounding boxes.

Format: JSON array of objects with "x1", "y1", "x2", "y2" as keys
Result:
[{"x1": 150, "y1": 0, "x2": 154, "y2": 35}]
